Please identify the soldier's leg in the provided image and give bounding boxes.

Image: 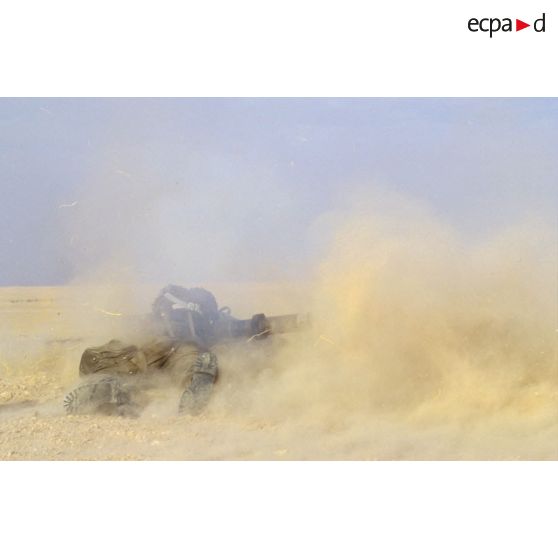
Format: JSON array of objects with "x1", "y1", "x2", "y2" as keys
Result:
[
  {"x1": 63, "y1": 375, "x2": 141, "y2": 417},
  {"x1": 165, "y1": 344, "x2": 218, "y2": 415},
  {"x1": 65, "y1": 339, "x2": 148, "y2": 417}
]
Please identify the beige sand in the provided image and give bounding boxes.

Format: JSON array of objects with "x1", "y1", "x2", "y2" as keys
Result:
[
  {"x1": 1, "y1": 260, "x2": 556, "y2": 460},
  {"x1": 1, "y1": 195, "x2": 557, "y2": 460}
]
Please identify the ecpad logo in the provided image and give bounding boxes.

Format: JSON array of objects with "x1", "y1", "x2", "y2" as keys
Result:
[{"x1": 468, "y1": 13, "x2": 546, "y2": 37}]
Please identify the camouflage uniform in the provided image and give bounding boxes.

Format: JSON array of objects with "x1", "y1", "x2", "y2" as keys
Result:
[{"x1": 64, "y1": 286, "x2": 220, "y2": 417}]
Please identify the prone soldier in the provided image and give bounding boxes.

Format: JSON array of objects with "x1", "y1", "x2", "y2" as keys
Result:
[{"x1": 63, "y1": 284, "x2": 309, "y2": 417}]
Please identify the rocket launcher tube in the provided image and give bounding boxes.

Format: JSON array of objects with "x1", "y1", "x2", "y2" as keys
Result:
[{"x1": 212, "y1": 312, "x2": 311, "y2": 342}]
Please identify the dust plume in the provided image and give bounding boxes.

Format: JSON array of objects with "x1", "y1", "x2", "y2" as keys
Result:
[
  {"x1": 1, "y1": 181, "x2": 556, "y2": 459},
  {"x1": 2, "y1": 99, "x2": 557, "y2": 459},
  {"x1": 209, "y1": 193, "x2": 557, "y2": 458}
]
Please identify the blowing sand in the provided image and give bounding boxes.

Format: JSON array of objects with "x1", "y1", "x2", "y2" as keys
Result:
[{"x1": 1, "y1": 210, "x2": 556, "y2": 460}]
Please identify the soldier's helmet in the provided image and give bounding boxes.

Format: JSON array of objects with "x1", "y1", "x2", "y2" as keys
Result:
[{"x1": 152, "y1": 285, "x2": 220, "y2": 346}]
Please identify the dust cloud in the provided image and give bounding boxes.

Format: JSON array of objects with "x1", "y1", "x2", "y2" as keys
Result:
[
  {"x1": 1, "y1": 180, "x2": 556, "y2": 459},
  {"x1": 202, "y1": 194, "x2": 557, "y2": 459}
]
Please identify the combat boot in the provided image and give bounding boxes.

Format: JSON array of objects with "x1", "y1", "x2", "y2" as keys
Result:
[
  {"x1": 178, "y1": 352, "x2": 218, "y2": 416},
  {"x1": 63, "y1": 376, "x2": 141, "y2": 417}
]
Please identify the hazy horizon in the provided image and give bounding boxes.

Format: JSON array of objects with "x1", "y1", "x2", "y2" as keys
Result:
[{"x1": 1, "y1": 98, "x2": 556, "y2": 286}]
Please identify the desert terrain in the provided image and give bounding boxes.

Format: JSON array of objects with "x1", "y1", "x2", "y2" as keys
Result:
[{"x1": 1, "y1": 273, "x2": 556, "y2": 460}]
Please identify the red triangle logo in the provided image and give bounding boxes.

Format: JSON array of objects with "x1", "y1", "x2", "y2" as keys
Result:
[{"x1": 516, "y1": 19, "x2": 530, "y2": 31}]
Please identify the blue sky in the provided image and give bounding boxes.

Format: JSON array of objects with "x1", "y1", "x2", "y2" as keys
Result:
[{"x1": 1, "y1": 98, "x2": 556, "y2": 285}]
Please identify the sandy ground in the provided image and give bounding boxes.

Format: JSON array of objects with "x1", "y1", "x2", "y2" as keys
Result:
[
  {"x1": 0, "y1": 284, "x2": 556, "y2": 460},
  {"x1": 0, "y1": 283, "x2": 328, "y2": 461}
]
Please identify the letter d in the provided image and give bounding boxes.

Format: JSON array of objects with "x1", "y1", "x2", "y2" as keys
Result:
[{"x1": 534, "y1": 13, "x2": 546, "y2": 32}]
